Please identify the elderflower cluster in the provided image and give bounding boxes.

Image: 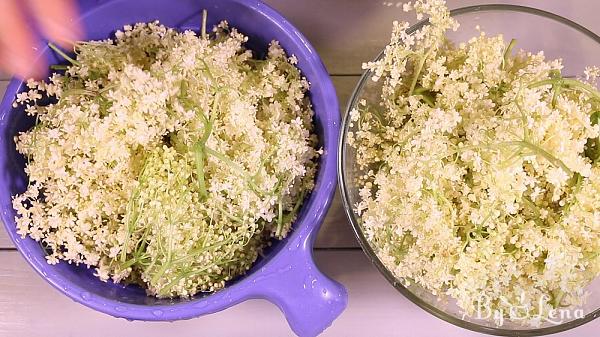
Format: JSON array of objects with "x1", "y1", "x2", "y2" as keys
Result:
[
  {"x1": 13, "y1": 21, "x2": 319, "y2": 298},
  {"x1": 350, "y1": 0, "x2": 600, "y2": 326}
]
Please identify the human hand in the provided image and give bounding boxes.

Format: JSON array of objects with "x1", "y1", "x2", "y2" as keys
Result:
[{"x1": 0, "y1": 0, "x2": 83, "y2": 79}]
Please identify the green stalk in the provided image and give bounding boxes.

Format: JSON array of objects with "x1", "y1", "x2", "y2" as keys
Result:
[
  {"x1": 204, "y1": 147, "x2": 265, "y2": 196},
  {"x1": 200, "y1": 59, "x2": 215, "y2": 82},
  {"x1": 157, "y1": 256, "x2": 240, "y2": 296},
  {"x1": 184, "y1": 89, "x2": 213, "y2": 199},
  {"x1": 408, "y1": 48, "x2": 432, "y2": 96},
  {"x1": 193, "y1": 144, "x2": 208, "y2": 199},
  {"x1": 585, "y1": 111, "x2": 600, "y2": 163},
  {"x1": 50, "y1": 64, "x2": 69, "y2": 71},
  {"x1": 215, "y1": 203, "x2": 243, "y2": 223},
  {"x1": 551, "y1": 290, "x2": 565, "y2": 308},
  {"x1": 157, "y1": 266, "x2": 211, "y2": 296},
  {"x1": 513, "y1": 85, "x2": 530, "y2": 141},
  {"x1": 48, "y1": 43, "x2": 80, "y2": 66},
  {"x1": 201, "y1": 9, "x2": 208, "y2": 39},
  {"x1": 150, "y1": 259, "x2": 173, "y2": 285},
  {"x1": 551, "y1": 85, "x2": 562, "y2": 108},
  {"x1": 502, "y1": 39, "x2": 517, "y2": 70},
  {"x1": 26, "y1": 114, "x2": 41, "y2": 180},
  {"x1": 171, "y1": 239, "x2": 232, "y2": 265},
  {"x1": 62, "y1": 88, "x2": 97, "y2": 97},
  {"x1": 120, "y1": 159, "x2": 149, "y2": 263},
  {"x1": 280, "y1": 189, "x2": 306, "y2": 227},
  {"x1": 290, "y1": 190, "x2": 306, "y2": 214},
  {"x1": 529, "y1": 78, "x2": 600, "y2": 101},
  {"x1": 413, "y1": 85, "x2": 437, "y2": 107},
  {"x1": 502, "y1": 140, "x2": 573, "y2": 175},
  {"x1": 276, "y1": 190, "x2": 284, "y2": 237}
]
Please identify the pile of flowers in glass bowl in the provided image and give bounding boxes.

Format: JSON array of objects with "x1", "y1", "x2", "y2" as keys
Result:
[{"x1": 340, "y1": 0, "x2": 600, "y2": 333}]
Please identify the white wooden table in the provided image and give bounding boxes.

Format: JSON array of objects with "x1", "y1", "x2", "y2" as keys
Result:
[{"x1": 1, "y1": 1, "x2": 600, "y2": 336}]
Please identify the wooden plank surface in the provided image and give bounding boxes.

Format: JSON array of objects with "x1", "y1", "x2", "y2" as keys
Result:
[
  {"x1": 1, "y1": 249, "x2": 598, "y2": 337},
  {"x1": 267, "y1": 0, "x2": 600, "y2": 75}
]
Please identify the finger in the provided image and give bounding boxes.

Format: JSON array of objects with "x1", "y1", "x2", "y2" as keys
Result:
[
  {"x1": 25, "y1": 0, "x2": 83, "y2": 49},
  {"x1": 0, "y1": 0, "x2": 45, "y2": 79}
]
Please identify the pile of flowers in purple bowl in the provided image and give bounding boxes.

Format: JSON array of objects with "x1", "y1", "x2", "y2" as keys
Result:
[{"x1": 0, "y1": 1, "x2": 346, "y2": 336}]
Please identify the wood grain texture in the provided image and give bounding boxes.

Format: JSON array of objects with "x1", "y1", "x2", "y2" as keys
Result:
[
  {"x1": 1, "y1": 250, "x2": 598, "y2": 337},
  {"x1": 266, "y1": 0, "x2": 600, "y2": 75}
]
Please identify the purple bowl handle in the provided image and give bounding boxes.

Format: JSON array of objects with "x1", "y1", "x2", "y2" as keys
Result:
[{"x1": 245, "y1": 232, "x2": 347, "y2": 337}]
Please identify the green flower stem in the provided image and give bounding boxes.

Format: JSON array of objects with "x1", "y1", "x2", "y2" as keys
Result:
[
  {"x1": 276, "y1": 191, "x2": 284, "y2": 237},
  {"x1": 529, "y1": 78, "x2": 600, "y2": 102},
  {"x1": 502, "y1": 39, "x2": 517, "y2": 70},
  {"x1": 215, "y1": 203, "x2": 243, "y2": 223},
  {"x1": 204, "y1": 147, "x2": 265, "y2": 196},
  {"x1": 502, "y1": 140, "x2": 573, "y2": 176},
  {"x1": 172, "y1": 238, "x2": 233, "y2": 265},
  {"x1": 419, "y1": 92, "x2": 435, "y2": 107},
  {"x1": 514, "y1": 85, "x2": 530, "y2": 140},
  {"x1": 408, "y1": 48, "x2": 432, "y2": 96},
  {"x1": 201, "y1": 9, "x2": 208, "y2": 39},
  {"x1": 193, "y1": 144, "x2": 208, "y2": 199},
  {"x1": 48, "y1": 43, "x2": 80, "y2": 66},
  {"x1": 120, "y1": 160, "x2": 149, "y2": 263},
  {"x1": 585, "y1": 111, "x2": 600, "y2": 163},
  {"x1": 50, "y1": 64, "x2": 69, "y2": 71}
]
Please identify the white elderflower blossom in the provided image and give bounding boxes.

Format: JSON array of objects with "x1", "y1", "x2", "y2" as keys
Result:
[
  {"x1": 13, "y1": 20, "x2": 318, "y2": 298},
  {"x1": 352, "y1": 0, "x2": 600, "y2": 326}
]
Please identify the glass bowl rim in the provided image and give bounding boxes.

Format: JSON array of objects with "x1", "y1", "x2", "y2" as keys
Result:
[{"x1": 338, "y1": 4, "x2": 600, "y2": 336}]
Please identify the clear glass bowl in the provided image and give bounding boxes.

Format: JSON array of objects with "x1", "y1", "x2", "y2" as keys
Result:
[{"x1": 339, "y1": 5, "x2": 600, "y2": 336}]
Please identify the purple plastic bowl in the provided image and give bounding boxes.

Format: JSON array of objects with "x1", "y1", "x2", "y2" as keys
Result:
[{"x1": 0, "y1": 1, "x2": 346, "y2": 336}]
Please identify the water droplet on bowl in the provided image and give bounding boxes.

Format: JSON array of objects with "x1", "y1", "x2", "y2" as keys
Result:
[
  {"x1": 303, "y1": 274, "x2": 314, "y2": 290},
  {"x1": 152, "y1": 309, "x2": 163, "y2": 317},
  {"x1": 287, "y1": 241, "x2": 302, "y2": 252},
  {"x1": 81, "y1": 292, "x2": 92, "y2": 301},
  {"x1": 195, "y1": 301, "x2": 208, "y2": 309},
  {"x1": 322, "y1": 289, "x2": 328, "y2": 296}
]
